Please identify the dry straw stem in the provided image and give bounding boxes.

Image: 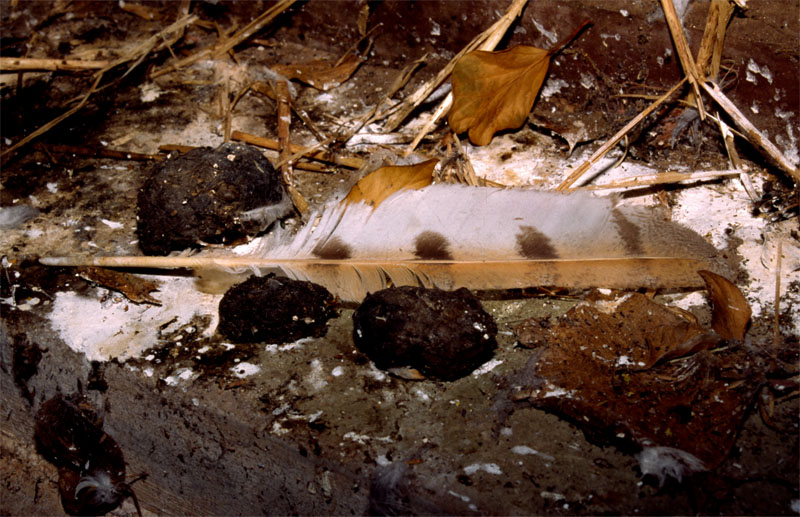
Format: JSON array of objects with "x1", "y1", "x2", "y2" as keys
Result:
[
  {"x1": 0, "y1": 13, "x2": 197, "y2": 160},
  {"x1": 158, "y1": 143, "x2": 330, "y2": 173},
  {"x1": 774, "y1": 239, "x2": 782, "y2": 347},
  {"x1": 340, "y1": 54, "x2": 428, "y2": 146},
  {"x1": 403, "y1": 0, "x2": 529, "y2": 154},
  {"x1": 693, "y1": 0, "x2": 757, "y2": 199},
  {"x1": 556, "y1": 78, "x2": 688, "y2": 191},
  {"x1": 231, "y1": 130, "x2": 364, "y2": 169},
  {"x1": 0, "y1": 57, "x2": 111, "y2": 71},
  {"x1": 150, "y1": 0, "x2": 296, "y2": 79},
  {"x1": 578, "y1": 169, "x2": 746, "y2": 191},
  {"x1": 664, "y1": 0, "x2": 797, "y2": 183},
  {"x1": 276, "y1": 80, "x2": 292, "y2": 177},
  {"x1": 383, "y1": 0, "x2": 528, "y2": 134},
  {"x1": 660, "y1": 0, "x2": 707, "y2": 120},
  {"x1": 37, "y1": 144, "x2": 164, "y2": 162},
  {"x1": 701, "y1": 81, "x2": 800, "y2": 183}
]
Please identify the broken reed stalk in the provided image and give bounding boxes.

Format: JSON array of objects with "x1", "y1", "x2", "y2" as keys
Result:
[
  {"x1": 150, "y1": 0, "x2": 296, "y2": 79},
  {"x1": 660, "y1": 0, "x2": 707, "y2": 120},
  {"x1": 556, "y1": 78, "x2": 688, "y2": 191},
  {"x1": 231, "y1": 130, "x2": 364, "y2": 169},
  {"x1": 157, "y1": 144, "x2": 331, "y2": 173},
  {"x1": 701, "y1": 81, "x2": 800, "y2": 183},
  {"x1": 0, "y1": 57, "x2": 111, "y2": 71},
  {"x1": 276, "y1": 80, "x2": 308, "y2": 214},
  {"x1": 339, "y1": 54, "x2": 428, "y2": 146},
  {"x1": 249, "y1": 82, "x2": 328, "y2": 144},
  {"x1": 452, "y1": 133, "x2": 481, "y2": 186},
  {"x1": 693, "y1": 0, "x2": 757, "y2": 199},
  {"x1": 38, "y1": 144, "x2": 164, "y2": 161},
  {"x1": 277, "y1": 80, "x2": 292, "y2": 178},
  {"x1": 402, "y1": 0, "x2": 529, "y2": 154},
  {"x1": 222, "y1": 77, "x2": 232, "y2": 142},
  {"x1": 383, "y1": 0, "x2": 528, "y2": 134},
  {"x1": 661, "y1": 0, "x2": 798, "y2": 184},
  {"x1": 774, "y1": 239, "x2": 782, "y2": 347},
  {"x1": 0, "y1": 73, "x2": 102, "y2": 160},
  {"x1": 0, "y1": 13, "x2": 197, "y2": 160},
  {"x1": 273, "y1": 138, "x2": 335, "y2": 170},
  {"x1": 578, "y1": 168, "x2": 746, "y2": 191}
]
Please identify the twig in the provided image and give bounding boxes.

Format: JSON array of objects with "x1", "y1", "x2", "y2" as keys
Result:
[
  {"x1": 1, "y1": 74, "x2": 103, "y2": 160},
  {"x1": 701, "y1": 81, "x2": 800, "y2": 183},
  {"x1": 339, "y1": 54, "x2": 428, "y2": 145},
  {"x1": 452, "y1": 132, "x2": 481, "y2": 186},
  {"x1": 222, "y1": 77, "x2": 232, "y2": 142},
  {"x1": 37, "y1": 144, "x2": 164, "y2": 161},
  {"x1": 1, "y1": 14, "x2": 197, "y2": 160},
  {"x1": 0, "y1": 57, "x2": 110, "y2": 71},
  {"x1": 334, "y1": 24, "x2": 381, "y2": 68},
  {"x1": 231, "y1": 130, "x2": 364, "y2": 169},
  {"x1": 693, "y1": 0, "x2": 756, "y2": 199},
  {"x1": 158, "y1": 143, "x2": 331, "y2": 173},
  {"x1": 273, "y1": 138, "x2": 335, "y2": 170},
  {"x1": 556, "y1": 78, "x2": 688, "y2": 190},
  {"x1": 774, "y1": 239, "x2": 782, "y2": 347},
  {"x1": 277, "y1": 80, "x2": 292, "y2": 177},
  {"x1": 578, "y1": 168, "x2": 746, "y2": 191},
  {"x1": 383, "y1": 0, "x2": 528, "y2": 133},
  {"x1": 150, "y1": 0, "x2": 296, "y2": 79},
  {"x1": 276, "y1": 80, "x2": 308, "y2": 214},
  {"x1": 402, "y1": 0, "x2": 529, "y2": 154},
  {"x1": 660, "y1": 0, "x2": 707, "y2": 120}
]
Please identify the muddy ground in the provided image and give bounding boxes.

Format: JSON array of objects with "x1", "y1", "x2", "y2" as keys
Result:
[{"x1": 1, "y1": 1, "x2": 799, "y2": 515}]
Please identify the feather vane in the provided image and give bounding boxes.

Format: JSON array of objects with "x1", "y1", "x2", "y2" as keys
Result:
[{"x1": 41, "y1": 184, "x2": 730, "y2": 301}]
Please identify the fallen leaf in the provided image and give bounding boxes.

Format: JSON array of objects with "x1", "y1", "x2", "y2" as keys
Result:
[
  {"x1": 513, "y1": 292, "x2": 767, "y2": 470},
  {"x1": 699, "y1": 270, "x2": 752, "y2": 340},
  {"x1": 77, "y1": 266, "x2": 161, "y2": 305},
  {"x1": 344, "y1": 159, "x2": 437, "y2": 208},
  {"x1": 449, "y1": 19, "x2": 591, "y2": 146},
  {"x1": 449, "y1": 45, "x2": 551, "y2": 146},
  {"x1": 272, "y1": 54, "x2": 364, "y2": 91}
]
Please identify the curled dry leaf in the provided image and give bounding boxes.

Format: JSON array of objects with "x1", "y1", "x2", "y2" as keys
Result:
[
  {"x1": 272, "y1": 54, "x2": 363, "y2": 91},
  {"x1": 698, "y1": 270, "x2": 751, "y2": 340},
  {"x1": 449, "y1": 45, "x2": 551, "y2": 146},
  {"x1": 344, "y1": 159, "x2": 437, "y2": 208}
]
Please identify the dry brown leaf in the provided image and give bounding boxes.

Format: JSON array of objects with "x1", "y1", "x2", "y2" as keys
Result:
[
  {"x1": 516, "y1": 292, "x2": 767, "y2": 470},
  {"x1": 272, "y1": 55, "x2": 363, "y2": 91},
  {"x1": 699, "y1": 270, "x2": 752, "y2": 339},
  {"x1": 344, "y1": 160, "x2": 437, "y2": 208},
  {"x1": 449, "y1": 19, "x2": 590, "y2": 146},
  {"x1": 449, "y1": 45, "x2": 551, "y2": 146}
]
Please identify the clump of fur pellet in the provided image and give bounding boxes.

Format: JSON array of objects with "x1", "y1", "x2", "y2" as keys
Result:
[{"x1": 352, "y1": 286, "x2": 497, "y2": 381}]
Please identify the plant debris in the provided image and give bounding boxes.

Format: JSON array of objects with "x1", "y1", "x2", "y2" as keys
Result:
[{"x1": 513, "y1": 290, "x2": 769, "y2": 471}]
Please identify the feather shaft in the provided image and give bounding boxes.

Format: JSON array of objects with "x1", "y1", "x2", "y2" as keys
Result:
[{"x1": 41, "y1": 185, "x2": 731, "y2": 301}]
